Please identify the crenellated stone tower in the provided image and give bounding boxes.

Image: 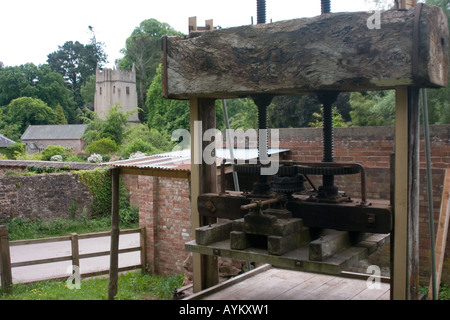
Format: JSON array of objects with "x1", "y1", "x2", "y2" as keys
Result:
[{"x1": 94, "y1": 64, "x2": 139, "y2": 122}]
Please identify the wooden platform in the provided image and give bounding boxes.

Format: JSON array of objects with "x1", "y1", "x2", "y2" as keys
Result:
[{"x1": 185, "y1": 265, "x2": 390, "y2": 300}]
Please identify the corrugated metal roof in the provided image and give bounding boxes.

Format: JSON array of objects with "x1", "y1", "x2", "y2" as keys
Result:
[
  {"x1": 21, "y1": 124, "x2": 89, "y2": 140},
  {"x1": 109, "y1": 148, "x2": 289, "y2": 172},
  {"x1": 0, "y1": 160, "x2": 105, "y2": 170}
]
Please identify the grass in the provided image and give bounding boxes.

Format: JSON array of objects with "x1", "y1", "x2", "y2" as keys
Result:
[
  {"x1": 0, "y1": 216, "x2": 186, "y2": 300},
  {"x1": 2, "y1": 216, "x2": 138, "y2": 241},
  {"x1": 0, "y1": 271, "x2": 185, "y2": 300}
]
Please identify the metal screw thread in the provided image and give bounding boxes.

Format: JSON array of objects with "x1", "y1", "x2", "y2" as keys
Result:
[
  {"x1": 257, "y1": 0, "x2": 266, "y2": 24},
  {"x1": 321, "y1": 0, "x2": 331, "y2": 14},
  {"x1": 322, "y1": 103, "x2": 334, "y2": 163}
]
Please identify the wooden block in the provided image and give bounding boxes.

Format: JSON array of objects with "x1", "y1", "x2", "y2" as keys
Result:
[
  {"x1": 163, "y1": 5, "x2": 448, "y2": 99},
  {"x1": 268, "y1": 233, "x2": 301, "y2": 256},
  {"x1": 309, "y1": 230, "x2": 351, "y2": 261},
  {"x1": 195, "y1": 221, "x2": 232, "y2": 246},
  {"x1": 230, "y1": 231, "x2": 249, "y2": 250}
]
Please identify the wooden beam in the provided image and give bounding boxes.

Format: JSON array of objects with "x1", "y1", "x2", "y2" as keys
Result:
[
  {"x1": 190, "y1": 98, "x2": 220, "y2": 292},
  {"x1": 108, "y1": 167, "x2": 120, "y2": 300},
  {"x1": 428, "y1": 169, "x2": 450, "y2": 300},
  {"x1": 163, "y1": 5, "x2": 448, "y2": 99},
  {"x1": 392, "y1": 0, "x2": 423, "y2": 301}
]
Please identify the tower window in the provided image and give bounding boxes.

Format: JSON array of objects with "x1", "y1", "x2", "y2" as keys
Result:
[
  {"x1": 99, "y1": 87, "x2": 102, "y2": 94},
  {"x1": 126, "y1": 86, "x2": 130, "y2": 95}
]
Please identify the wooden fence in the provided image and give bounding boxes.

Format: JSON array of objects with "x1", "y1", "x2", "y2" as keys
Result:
[{"x1": 0, "y1": 226, "x2": 146, "y2": 293}]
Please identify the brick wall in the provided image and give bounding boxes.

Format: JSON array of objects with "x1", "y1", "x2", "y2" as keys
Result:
[{"x1": 138, "y1": 175, "x2": 191, "y2": 276}]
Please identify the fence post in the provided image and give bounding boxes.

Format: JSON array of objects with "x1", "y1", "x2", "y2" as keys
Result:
[
  {"x1": 71, "y1": 233, "x2": 80, "y2": 269},
  {"x1": 140, "y1": 227, "x2": 147, "y2": 272},
  {"x1": 0, "y1": 225, "x2": 13, "y2": 294}
]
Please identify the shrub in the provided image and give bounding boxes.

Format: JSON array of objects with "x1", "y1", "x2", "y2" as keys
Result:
[
  {"x1": 41, "y1": 145, "x2": 70, "y2": 161},
  {"x1": 85, "y1": 138, "x2": 119, "y2": 155}
]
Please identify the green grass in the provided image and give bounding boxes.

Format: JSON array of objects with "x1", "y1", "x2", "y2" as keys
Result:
[
  {"x1": 0, "y1": 271, "x2": 185, "y2": 300},
  {"x1": 2, "y1": 216, "x2": 138, "y2": 241}
]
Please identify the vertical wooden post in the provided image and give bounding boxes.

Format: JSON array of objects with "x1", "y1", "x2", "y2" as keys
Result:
[
  {"x1": 71, "y1": 233, "x2": 80, "y2": 270},
  {"x1": 392, "y1": 0, "x2": 420, "y2": 300},
  {"x1": 0, "y1": 225, "x2": 13, "y2": 294},
  {"x1": 140, "y1": 227, "x2": 147, "y2": 272},
  {"x1": 190, "y1": 98, "x2": 219, "y2": 293},
  {"x1": 108, "y1": 167, "x2": 120, "y2": 300}
]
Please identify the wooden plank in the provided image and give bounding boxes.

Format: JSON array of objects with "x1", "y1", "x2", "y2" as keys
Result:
[
  {"x1": 428, "y1": 169, "x2": 450, "y2": 300},
  {"x1": 163, "y1": 5, "x2": 448, "y2": 99}
]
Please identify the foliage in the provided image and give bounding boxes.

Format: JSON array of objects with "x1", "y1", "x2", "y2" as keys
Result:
[
  {"x1": 74, "y1": 168, "x2": 137, "y2": 220},
  {"x1": 81, "y1": 105, "x2": 134, "y2": 147},
  {"x1": 47, "y1": 39, "x2": 107, "y2": 107},
  {"x1": 0, "y1": 63, "x2": 76, "y2": 122},
  {"x1": 0, "y1": 271, "x2": 184, "y2": 300},
  {"x1": 349, "y1": 91, "x2": 395, "y2": 126},
  {"x1": 146, "y1": 64, "x2": 190, "y2": 134},
  {"x1": 85, "y1": 137, "x2": 119, "y2": 155},
  {"x1": 309, "y1": 106, "x2": 349, "y2": 128},
  {"x1": 80, "y1": 74, "x2": 96, "y2": 108},
  {"x1": 120, "y1": 19, "x2": 183, "y2": 120},
  {"x1": 41, "y1": 145, "x2": 71, "y2": 161},
  {"x1": 0, "y1": 142, "x2": 25, "y2": 160},
  {"x1": 0, "y1": 97, "x2": 60, "y2": 140},
  {"x1": 74, "y1": 168, "x2": 112, "y2": 218}
]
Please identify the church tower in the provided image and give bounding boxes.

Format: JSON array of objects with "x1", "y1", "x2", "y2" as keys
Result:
[{"x1": 94, "y1": 64, "x2": 139, "y2": 122}]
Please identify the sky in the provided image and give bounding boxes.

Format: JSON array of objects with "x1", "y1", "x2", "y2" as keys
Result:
[{"x1": 0, "y1": 0, "x2": 375, "y2": 68}]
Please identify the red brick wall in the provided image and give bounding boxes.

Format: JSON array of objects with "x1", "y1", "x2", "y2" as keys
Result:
[
  {"x1": 279, "y1": 125, "x2": 450, "y2": 284},
  {"x1": 137, "y1": 175, "x2": 192, "y2": 276}
]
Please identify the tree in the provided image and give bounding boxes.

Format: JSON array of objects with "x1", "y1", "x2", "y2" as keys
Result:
[
  {"x1": 349, "y1": 91, "x2": 395, "y2": 126},
  {"x1": 80, "y1": 74, "x2": 96, "y2": 110},
  {"x1": 47, "y1": 38, "x2": 107, "y2": 107},
  {"x1": 0, "y1": 63, "x2": 76, "y2": 122},
  {"x1": 146, "y1": 65, "x2": 190, "y2": 135},
  {"x1": 0, "y1": 97, "x2": 59, "y2": 140},
  {"x1": 81, "y1": 104, "x2": 133, "y2": 147},
  {"x1": 120, "y1": 19, "x2": 183, "y2": 121}
]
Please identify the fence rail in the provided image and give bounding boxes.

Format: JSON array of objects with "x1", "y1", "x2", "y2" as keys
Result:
[{"x1": 0, "y1": 226, "x2": 146, "y2": 292}]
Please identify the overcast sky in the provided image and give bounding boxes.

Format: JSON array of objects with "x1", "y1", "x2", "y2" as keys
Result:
[{"x1": 1, "y1": 0, "x2": 375, "y2": 68}]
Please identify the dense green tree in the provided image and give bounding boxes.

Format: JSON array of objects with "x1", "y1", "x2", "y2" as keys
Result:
[
  {"x1": 0, "y1": 97, "x2": 59, "y2": 140},
  {"x1": 120, "y1": 19, "x2": 183, "y2": 121},
  {"x1": 80, "y1": 74, "x2": 96, "y2": 110},
  {"x1": 81, "y1": 104, "x2": 133, "y2": 147},
  {"x1": 146, "y1": 65, "x2": 190, "y2": 135},
  {"x1": 0, "y1": 63, "x2": 76, "y2": 122},
  {"x1": 47, "y1": 38, "x2": 107, "y2": 107},
  {"x1": 349, "y1": 91, "x2": 395, "y2": 126}
]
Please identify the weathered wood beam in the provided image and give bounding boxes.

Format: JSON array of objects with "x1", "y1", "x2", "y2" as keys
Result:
[{"x1": 162, "y1": 5, "x2": 448, "y2": 99}]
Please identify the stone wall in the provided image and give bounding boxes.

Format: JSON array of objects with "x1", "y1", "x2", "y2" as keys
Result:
[{"x1": 0, "y1": 173, "x2": 93, "y2": 221}]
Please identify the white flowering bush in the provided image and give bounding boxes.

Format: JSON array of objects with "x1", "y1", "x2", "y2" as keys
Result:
[
  {"x1": 129, "y1": 151, "x2": 146, "y2": 159},
  {"x1": 87, "y1": 153, "x2": 103, "y2": 163},
  {"x1": 50, "y1": 155, "x2": 63, "y2": 162}
]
